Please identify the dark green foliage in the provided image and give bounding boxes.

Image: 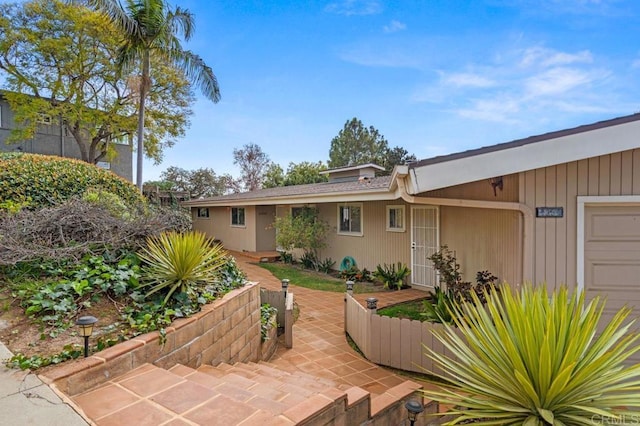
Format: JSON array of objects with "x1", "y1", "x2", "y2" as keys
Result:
[
  {"x1": 299, "y1": 251, "x2": 318, "y2": 270},
  {"x1": 339, "y1": 266, "x2": 372, "y2": 282},
  {"x1": 260, "y1": 303, "x2": 277, "y2": 341},
  {"x1": 373, "y1": 262, "x2": 411, "y2": 290},
  {"x1": 6, "y1": 345, "x2": 83, "y2": 370},
  {"x1": 0, "y1": 153, "x2": 146, "y2": 210},
  {"x1": 421, "y1": 287, "x2": 454, "y2": 324},
  {"x1": 316, "y1": 258, "x2": 335, "y2": 274}
]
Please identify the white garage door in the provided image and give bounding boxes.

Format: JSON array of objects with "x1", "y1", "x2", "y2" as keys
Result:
[{"x1": 584, "y1": 204, "x2": 640, "y2": 365}]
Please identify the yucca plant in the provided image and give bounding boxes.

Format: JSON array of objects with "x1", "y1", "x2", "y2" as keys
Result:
[
  {"x1": 423, "y1": 283, "x2": 640, "y2": 425},
  {"x1": 138, "y1": 231, "x2": 227, "y2": 305}
]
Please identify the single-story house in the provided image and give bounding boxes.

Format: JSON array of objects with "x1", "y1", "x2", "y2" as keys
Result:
[{"x1": 185, "y1": 112, "x2": 640, "y2": 331}]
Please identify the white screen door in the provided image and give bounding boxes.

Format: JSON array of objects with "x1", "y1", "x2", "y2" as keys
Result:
[{"x1": 411, "y1": 206, "x2": 439, "y2": 287}]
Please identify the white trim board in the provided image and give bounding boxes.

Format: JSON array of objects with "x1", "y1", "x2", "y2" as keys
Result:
[{"x1": 576, "y1": 196, "x2": 640, "y2": 292}]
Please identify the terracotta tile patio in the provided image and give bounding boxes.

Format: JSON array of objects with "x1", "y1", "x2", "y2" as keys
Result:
[{"x1": 69, "y1": 253, "x2": 435, "y2": 425}]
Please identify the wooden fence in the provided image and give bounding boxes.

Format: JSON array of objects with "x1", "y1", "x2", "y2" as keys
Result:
[{"x1": 345, "y1": 293, "x2": 457, "y2": 376}]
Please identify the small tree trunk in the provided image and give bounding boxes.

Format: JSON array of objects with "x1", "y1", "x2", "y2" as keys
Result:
[{"x1": 136, "y1": 51, "x2": 151, "y2": 191}]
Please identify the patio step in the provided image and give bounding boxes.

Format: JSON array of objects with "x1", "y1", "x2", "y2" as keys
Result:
[{"x1": 71, "y1": 362, "x2": 427, "y2": 425}]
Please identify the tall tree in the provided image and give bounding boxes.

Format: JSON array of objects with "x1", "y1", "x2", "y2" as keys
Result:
[
  {"x1": 328, "y1": 118, "x2": 416, "y2": 173},
  {"x1": 283, "y1": 161, "x2": 328, "y2": 186},
  {"x1": 0, "y1": 0, "x2": 192, "y2": 166},
  {"x1": 233, "y1": 143, "x2": 271, "y2": 191},
  {"x1": 328, "y1": 118, "x2": 389, "y2": 169},
  {"x1": 158, "y1": 166, "x2": 238, "y2": 198},
  {"x1": 262, "y1": 163, "x2": 285, "y2": 189},
  {"x1": 85, "y1": 0, "x2": 220, "y2": 191}
]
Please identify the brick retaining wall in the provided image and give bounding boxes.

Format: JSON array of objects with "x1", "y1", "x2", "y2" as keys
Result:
[{"x1": 42, "y1": 282, "x2": 262, "y2": 396}]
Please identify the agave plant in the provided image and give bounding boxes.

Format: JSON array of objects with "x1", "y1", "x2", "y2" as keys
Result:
[
  {"x1": 138, "y1": 231, "x2": 227, "y2": 305},
  {"x1": 423, "y1": 283, "x2": 640, "y2": 425}
]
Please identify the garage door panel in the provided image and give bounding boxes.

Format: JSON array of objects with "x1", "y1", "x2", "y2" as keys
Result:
[{"x1": 584, "y1": 204, "x2": 640, "y2": 366}]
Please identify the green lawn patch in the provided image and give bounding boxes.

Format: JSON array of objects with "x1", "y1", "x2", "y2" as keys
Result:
[
  {"x1": 377, "y1": 299, "x2": 429, "y2": 321},
  {"x1": 256, "y1": 262, "x2": 380, "y2": 293}
]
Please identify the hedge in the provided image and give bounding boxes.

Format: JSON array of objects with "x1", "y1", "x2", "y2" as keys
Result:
[{"x1": 0, "y1": 153, "x2": 146, "y2": 209}]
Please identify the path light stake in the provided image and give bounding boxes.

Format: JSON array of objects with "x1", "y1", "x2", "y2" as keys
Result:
[
  {"x1": 346, "y1": 280, "x2": 354, "y2": 295},
  {"x1": 281, "y1": 279, "x2": 289, "y2": 298},
  {"x1": 405, "y1": 400, "x2": 424, "y2": 426},
  {"x1": 366, "y1": 297, "x2": 378, "y2": 310},
  {"x1": 75, "y1": 316, "x2": 98, "y2": 358}
]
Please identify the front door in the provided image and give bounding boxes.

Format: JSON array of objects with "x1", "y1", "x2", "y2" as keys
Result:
[{"x1": 411, "y1": 206, "x2": 439, "y2": 287}]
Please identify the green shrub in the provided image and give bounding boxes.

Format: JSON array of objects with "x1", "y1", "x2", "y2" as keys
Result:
[
  {"x1": 0, "y1": 153, "x2": 146, "y2": 210},
  {"x1": 260, "y1": 303, "x2": 278, "y2": 341},
  {"x1": 82, "y1": 187, "x2": 132, "y2": 220},
  {"x1": 138, "y1": 231, "x2": 228, "y2": 305},
  {"x1": 373, "y1": 262, "x2": 411, "y2": 290},
  {"x1": 423, "y1": 284, "x2": 640, "y2": 424}
]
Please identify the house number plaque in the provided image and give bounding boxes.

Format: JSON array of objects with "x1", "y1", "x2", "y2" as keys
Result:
[{"x1": 536, "y1": 207, "x2": 564, "y2": 218}]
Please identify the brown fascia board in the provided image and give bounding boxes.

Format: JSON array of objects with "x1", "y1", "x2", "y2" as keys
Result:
[{"x1": 408, "y1": 113, "x2": 640, "y2": 170}]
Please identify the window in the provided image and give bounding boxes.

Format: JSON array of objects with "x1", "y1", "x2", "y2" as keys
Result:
[
  {"x1": 386, "y1": 205, "x2": 405, "y2": 232},
  {"x1": 36, "y1": 113, "x2": 52, "y2": 125},
  {"x1": 231, "y1": 207, "x2": 245, "y2": 226},
  {"x1": 338, "y1": 203, "x2": 362, "y2": 236},
  {"x1": 291, "y1": 205, "x2": 316, "y2": 219},
  {"x1": 197, "y1": 207, "x2": 209, "y2": 218}
]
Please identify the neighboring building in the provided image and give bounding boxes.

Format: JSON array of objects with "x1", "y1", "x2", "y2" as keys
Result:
[
  {"x1": 185, "y1": 113, "x2": 640, "y2": 351},
  {"x1": 0, "y1": 94, "x2": 133, "y2": 181}
]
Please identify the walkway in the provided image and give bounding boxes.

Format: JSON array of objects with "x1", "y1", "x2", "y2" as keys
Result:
[{"x1": 234, "y1": 255, "x2": 430, "y2": 397}]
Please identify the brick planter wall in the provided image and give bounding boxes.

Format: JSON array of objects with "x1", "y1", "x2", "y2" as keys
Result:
[{"x1": 42, "y1": 282, "x2": 262, "y2": 396}]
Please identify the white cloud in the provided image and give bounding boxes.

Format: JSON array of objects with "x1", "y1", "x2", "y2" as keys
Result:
[
  {"x1": 443, "y1": 73, "x2": 496, "y2": 88},
  {"x1": 456, "y1": 98, "x2": 522, "y2": 123},
  {"x1": 524, "y1": 67, "x2": 600, "y2": 97},
  {"x1": 520, "y1": 47, "x2": 593, "y2": 68},
  {"x1": 383, "y1": 20, "x2": 407, "y2": 33},
  {"x1": 324, "y1": 0, "x2": 382, "y2": 16}
]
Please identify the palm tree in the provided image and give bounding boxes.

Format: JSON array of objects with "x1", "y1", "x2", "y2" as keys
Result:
[{"x1": 84, "y1": 0, "x2": 220, "y2": 190}]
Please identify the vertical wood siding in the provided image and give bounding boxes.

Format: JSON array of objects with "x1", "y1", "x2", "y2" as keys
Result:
[
  {"x1": 439, "y1": 207, "x2": 522, "y2": 285},
  {"x1": 521, "y1": 148, "x2": 640, "y2": 288},
  {"x1": 316, "y1": 201, "x2": 412, "y2": 271},
  {"x1": 424, "y1": 173, "x2": 519, "y2": 202},
  {"x1": 192, "y1": 206, "x2": 258, "y2": 252}
]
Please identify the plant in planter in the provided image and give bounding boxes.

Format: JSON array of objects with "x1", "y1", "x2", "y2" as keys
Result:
[
  {"x1": 423, "y1": 283, "x2": 640, "y2": 424},
  {"x1": 373, "y1": 262, "x2": 411, "y2": 290}
]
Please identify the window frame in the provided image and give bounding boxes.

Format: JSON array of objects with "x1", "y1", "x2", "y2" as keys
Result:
[
  {"x1": 197, "y1": 207, "x2": 210, "y2": 218},
  {"x1": 337, "y1": 203, "x2": 363, "y2": 236},
  {"x1": 231, "y1": 207, "x2": 246, "y2": 227},
  {"x1": 386, "y1": 205, "x2": 406, "y2": 232}
]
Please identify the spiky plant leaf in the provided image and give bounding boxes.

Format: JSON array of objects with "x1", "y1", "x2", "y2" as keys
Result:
[
  {"x1": 138, "y1": 231, "x2": 226, "y2": 305},
  {"x1": 423, "y1": 283, "x2": 640, "y2": 425}
]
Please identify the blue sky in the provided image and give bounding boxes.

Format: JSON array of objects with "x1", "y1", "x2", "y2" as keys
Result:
[{"x1": 151, "y1": 0, "x2": 640, "y2": 181}]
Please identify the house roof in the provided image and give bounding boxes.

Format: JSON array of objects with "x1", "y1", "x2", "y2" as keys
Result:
[
  {"x1": 183, "y1": 175, "x2": 395, "y2": 207},
  {"x1": 408, "y1": 113, "x2": 640, "y2": 194},
  {"x1": 318, "y1": 163, "x2": 385, "y2": 175}
]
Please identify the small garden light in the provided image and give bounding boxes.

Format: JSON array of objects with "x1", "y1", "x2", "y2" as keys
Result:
[
  {"x1": 346, "y1": 280, "x2": 354, "y2": 293},
  {"x1": 366, "y1": 297, "x2": 378, "y2": 310},
  {"x1": 75, "y1": 315, "x2": 98, "y2": 358},
  {"x1": 405, "y1": 400, "x2": 424, "y2": 426},
  {"x1": 281, "y1": 279, "x2": 289, "y2": 297}
]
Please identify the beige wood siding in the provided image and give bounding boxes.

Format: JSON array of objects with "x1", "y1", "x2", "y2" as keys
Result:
[
  {"x1": 439, "y1": 206, "x2": 522, "y2": 285},
  {"x1": 192, "y1": 206, "x2": 257, "y2": 252},
  {"x1": 424, "y1": 173, "x2": 519, "y2": 202},
  {"x1": 315, "y1": 200, "x2": 412, "y2": 271},
  {"x1": 521, "y1": 148, "x2": 640, "y2": 288}
]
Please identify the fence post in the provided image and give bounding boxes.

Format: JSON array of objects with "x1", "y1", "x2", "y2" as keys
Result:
[{"x1": 344, "y1": 281, "x2": 354, "y2": 332}]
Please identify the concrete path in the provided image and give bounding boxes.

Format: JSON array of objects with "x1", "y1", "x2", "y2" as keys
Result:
[{"x1": 0, "y1": 342, "x2": 88, "y2": 425}]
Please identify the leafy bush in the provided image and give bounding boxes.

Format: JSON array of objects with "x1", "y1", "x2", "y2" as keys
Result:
[
  {"x1": 300, "y1": 251, "x2": 318, "y2": 270},
  {"x1": 0, "y1": 153, "x2": 146, "y2": 210},
  {"x1": 316, "y1": 257, "x2": 335, "y2": 274},
  {"x1": 423, "y1": 284, "x2": 640, "y2": 424},
  {"x1": 427, "y1": 245, "x2": 497, "y2": 303},
  {"x1": 421, "y1": 287, "x2": 454, "y2": 324},
  {"x1": 374, "y1": 262, "x2": 411, "y2": 290},
  {"x1": 260, "y1": 303, "x2": 277, "y2": 341},
  {"x1": 339, "y1": 266, "x2": 372, "y2": 282},
  {"x1": 14, "y1": 253, "x2": 140, "y2": 334},
  {"x1": 138, "y1": 231, "x2": 228, "y2": 305},
  {"x1": 82, "y1": 187, "x2": 133, "y2": 220},
  {"x1": 273, "y1": 209, "x2": 329, "y2": 258}
]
